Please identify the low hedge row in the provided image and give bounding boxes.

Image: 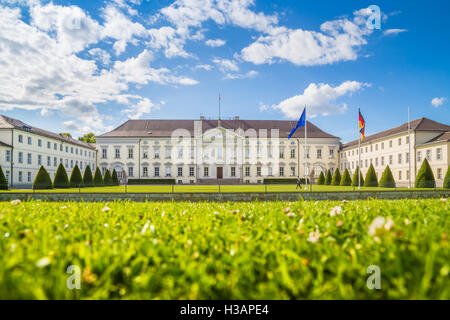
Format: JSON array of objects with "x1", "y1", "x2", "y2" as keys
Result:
[{"x1": 128, "y1": 179, "x2": 176, "y2": 185}]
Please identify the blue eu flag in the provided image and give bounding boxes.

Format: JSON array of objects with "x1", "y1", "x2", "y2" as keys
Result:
[{"x1": 288, "y1": 108, "x2": 306, "y2": 139}]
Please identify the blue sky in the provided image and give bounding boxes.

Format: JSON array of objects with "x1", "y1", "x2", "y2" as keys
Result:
[{"x1": 0, "y1": 0, "x2": 448, "y2": 142}]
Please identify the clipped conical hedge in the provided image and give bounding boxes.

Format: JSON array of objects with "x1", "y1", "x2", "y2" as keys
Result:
[
  {"x1": 93, "y1": 167, "x2": 103, "y2": 187},
  {"x1": 379, "y1": 165, "x2": 396, "y2": 188},
  {"x1": 415, "y1": 159, "x2": 435, "y2": 188},
  {"x1": 70, "y1": 165, "x2": 83, "y2": 188},
  {"x1": 112, "y1": 169, "x2": 119, "y2": 186},
  {"x1": 324, "y1": 169, "x2": 332, "y2": 185},
  {"x1": 340, "y1": 168, "x2": 352, "y2": 186},
  {"x1": 351, "y1": 166, "x2": 364, "y2": 187},
  {"x1": 444, "y1": 165, "x2": 450, "y2": 189},
  {"x1": 33, "y1": 166, "x2": 53, "y2": 190},
  {"x1": 53, "y1": 163, "x2": 69, "y2": 188},
  {"x1": 364, "y1": 164, "x2": 378, "y2": 187},
  {"x1": 331, "y1": 168, "x2": 341, "y2": 186},
  {"x1": 103, "y1": 169, "x2": 113, "y2": 186},
  {"x1": 0, "y1": 165, "x2": 8, "y2": 190},
  {"x1": 317, "y1": 171, "x2": 325, "y2": 185},
  {"x1": 83, "y1": 165, "x2": 94, "y2": 187}
]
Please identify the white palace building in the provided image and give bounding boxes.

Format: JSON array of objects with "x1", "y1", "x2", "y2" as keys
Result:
[{"x1": 0, "y1": 113, "x2": 448, "y2": 188}]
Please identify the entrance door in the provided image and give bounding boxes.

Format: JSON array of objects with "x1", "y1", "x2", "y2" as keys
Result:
[{"x1": 217, "y1": 167, "x2": 223, "y2": 179}]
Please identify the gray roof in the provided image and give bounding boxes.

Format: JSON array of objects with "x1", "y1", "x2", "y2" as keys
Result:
[
  {"x1": 0, "y1": 115, "x2": 96, "y2": 150},
  {"x1": 0, "y1": 141, "x2": 12, "y2": 148},
  {"x1": 420, "y1": 131, "x2": 450, "y2": 145},
  {"x1": 97, "y1": 119, "x2": 339, "y2": 139},
  {"x1": 342, "y1": 117, "x2": 450, "y2": 149}
]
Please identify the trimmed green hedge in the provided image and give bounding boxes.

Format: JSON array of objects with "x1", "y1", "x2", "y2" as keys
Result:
[
  {"x1": 53, "y1": 164, "x2": 69, "y2": 188},
  {"x1": 128, "y1": 179, "x2": 176, "y2": 185},
  {"x1": 93, "y1": 167, "x2": 104, "y2": 187},
  {"x1": 444, "y1": 165, "x2": 450, "y2": 189},
  {"x1": 351, "y1": 166, "x2": 364, "y2": 187},
  {"x1": 83, "y1": 166, "x2": 94, "y2": 187},
  {"x1": 364, "y1": 164, "x2": 378, "y2": 187},
  {"x1": 263, "y1": 178, "x2": 306, "y2": 185},
  {"x1": 112, "y1": 169, "x2": 119, "y2": 186},
  {"x1": 317, "y1": 171, "x2": 325, "y2": 185},
  {"x1": 103, "y1": 169, "x2": 113, "y2": 186},
  {"x1": 379, "y1": 165, "x2": 396, "y2": 188},
  {"x1": 70, "y1": 165, "x2": 83, "y2": 188},
  {"x1": 324, "y1": 170, "x2": 332, "y2": 185},
  {"x1": 415, "y1": 159, "x2": 435, "y2": 188},
  {"x1": 0, "y1": 166, "x2": 8, "y2": 190},
  {"x1": 33, "y1": 166, "x2": 53, "y2": 190},
  {"x1": 340, "y1": 169, "x2": 352, "y2": 186},
  {"x1": 331, "y1": 168, "x2": 341, "y2": 186}
]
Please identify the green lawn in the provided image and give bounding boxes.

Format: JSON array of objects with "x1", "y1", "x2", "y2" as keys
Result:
[
  {"x1": 2, "y1": 184, "x2": 446, "y2": 193},
  {"x1": 0, "y1": 199, "x2": 448, "y2": 299}
]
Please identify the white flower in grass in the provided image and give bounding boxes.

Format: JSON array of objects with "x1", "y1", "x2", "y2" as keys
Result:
[
  {"x1": 307, "y1": 229, "x2": 320, "y2": 243},
  {"x1": 329, "y1": 206, "x2": 342, "y2": 217},
  {"x1": 36, "y1": 257, "x2": 51, "y2": 268},
  {"x1": 11, "y1": 199, "x2": 21, "y2": 205},
  {"x1": 141, "y1": 220, "x2": 150, "y2": 235},
  {"x1": 150, "y1": 224, "x2": 155, "y2": 233},
  {"x1": 104, "y1": 223, "x2": 109, "y2": 228},
  {"x1": 287, "y1": 212, "x2": 296, "y2": 218},
  {"x1": 102, "y1": 206, "x2": 111, "y2": 212},
  {"x1": 404, "y1": 218, "x2": 411, "y2": 225},
  {"x1": 4, "y1": 233, "x2": 10, "y2": 238},
  {"x1": 60, "y1": 206, "x2": 67, "y2": 210},
  {"x1": 368, "y1": 217, "x2": 386, "y2": 236},
  {"x1": 440, "y1": 198, "x2": 447, "y2": 203},
  {"x1": 384, "y1": 217, "x2": 394, "y2": 231}
]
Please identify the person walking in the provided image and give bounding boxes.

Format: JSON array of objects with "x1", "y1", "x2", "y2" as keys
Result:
[{"x1": 296, "y1": 176, "x2": 302, "y2": 190}]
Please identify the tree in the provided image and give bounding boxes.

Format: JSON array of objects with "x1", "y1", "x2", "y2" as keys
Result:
[
  {"x1": 340, "y1": 169, "x2": 352, "y2": 186},
  {"x1": 112, "y1": 169, "x2": 119, "y2": 186},
  {"x1": 415, "y1": 159, "x2": 435, "y2": 188},
  {"x1": 93, "y1": 167, "x2": 103, "y2": 187},
  {"x1": 78, "y1": 133, "x2": 96, "y2": 143},
  {"x1": 0, "y1": 166, "x2": 8, "y2": 190},
  {"x1": 60, "y1": 132, "x2": 72, "y2": 138},
  {"x1": 379, "y1": 165, "x2": 396, "y2": 188},
  {"x1": 351, "y1": 166, "x2": 364, "y2": 187},
  {"x1": 324, "y1": 169, "x2": 332, "y2": 185},
  {"x1": 103, "y1": 169, "x2": 113, "y2": 186},
  {"x1": 69, "y1": 165, "x2": 83, "y2": 188},
  {"x1": 33, "y1": 166, "x2": 53, "y2": 189},
  {"x1": 317, "y1": 171, "x2": 325, "y2": 185},
  {"x1": 83, "y1": 165, "x2": 94, "y2": 187},
  {"x1": 444, "y1": 165, "x2": 450, "y2": 189},
  {"x1": 53, "y1": 163, "x2": 69, "y2": 188},
  {"x1": 331, "y1": 168, "x2": 341, "y2": 186},
  {"x1": 364, "y1": 164, "x2": 378, "y2": 187}
]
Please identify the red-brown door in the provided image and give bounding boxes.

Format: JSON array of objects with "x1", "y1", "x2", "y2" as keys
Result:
[{"x1": 217, "y1": 167, "x2": 223, "y2": 179}]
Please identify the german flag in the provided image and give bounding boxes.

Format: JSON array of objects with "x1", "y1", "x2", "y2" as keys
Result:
[{"x1": 359, "y1": 109, "x2": 365, "y2": 141}]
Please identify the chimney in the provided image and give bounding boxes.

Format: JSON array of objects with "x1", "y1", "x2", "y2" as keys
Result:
[{"x1": 234, "y1": 116, "x2": 239, "y2": 120}]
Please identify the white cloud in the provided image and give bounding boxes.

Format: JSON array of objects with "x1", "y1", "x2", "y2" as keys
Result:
[
  {"x1": 0, "y1": 4, "x2": 197, "y2": 135},
  {"x1": 195, "y1": 64, "x2": 213, "y2": 71},
  {"x1": 121, "y1": 98, "x2": 159, "y2": 119},
  {"x1": 205, "y1": 38, "x2": 226, "y2": 47},
  {"x1": 225, "y1": 70, "x2": 258, "y2": 79},
  {"x1": 259, "y1": 102, "x2": 268, "y2": 112},
  {"x1": 240, "y1": 7, "x2": 380, "y2": 66},
  {"x1": 212, "y1": 58, "x2": 239, "y2": 72},
  {"x1": 383, "y1": 29, "x2": 407, "y2": 36},
  {"x1": 88, "y1": 48, "x2": 111, "y2": 65},
  {"x1": 273, "y1": 81, "x2": 369, "y2": 118},
  {"x1": 431, "y1": 97, "x2": 446, "y2": 107},
  {"x1": 101, "y1": 5, "x2": 147, "y2": 55}
]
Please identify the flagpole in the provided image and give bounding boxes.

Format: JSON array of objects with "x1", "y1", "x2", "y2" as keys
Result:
[
  {"x1": 304, "y1": 105, "x2": 307, "y2": 188},
  {"x1": 408, "y1": 106, "x2": 411, "y2": 188},
  {"x1": 358, "y1": 106, "x2": 361, "y2": 190}
]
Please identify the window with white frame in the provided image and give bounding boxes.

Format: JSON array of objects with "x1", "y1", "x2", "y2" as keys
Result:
[
  {"x1": 115, "y1": 148, "x2": 120, "y2": 159},
  {"x1": 154, "y1": 167, "x2": 160, "y2": 177},
  {"x1": 154, "y1": 148, "x2": 160, "y2": 159},
  {"x1": 437, "y1": 168, "x2": 442, "y2": 179},
  {"x1": 257, "y1": 167, "x2": 261, "y2": 177},
  {"x1": 417, "y1": 151, "x2": 422, "y2": 162},
  {"x1": 436, "y1": 148, "x2": 442, "y2": 160},
  {"x1": 27, "y1": 172, "x2": 31, "y2": 182},
  {"x1": 128, "y1": 166, "x2": 134, "y2": 177},
  {"x1": 177, "y1": 167, "x2": 183, "y2": 177},
  {"x1": 18, "y1": 135, "x2": 23, "y2": 143},
  {"x1": 398, "y1": 153, "x2": 402, "y2": 164},
  {"x1": 165, "y1": 147, "x2": 171, "y2": 159},
  {"x1": 38, "y1": 139, "x2": 42, "y2": 147},
  {"x1": 426, "y1": 150, "x2": 431, "y2": 160},
  {"x1": 102, "y1": 148, "x2": 107, "y2": 159},
  {"x1": 230, "y1": 167, "x2": 236, "y2": 177},
  {"x1": 290, "y1": 167, "x2": 295, "y2": 176},
  {"x1": 27, "y1": 153, "x2": 32, "y2": 165},
  {"x1": 128, "y1": 148, "x2": 134, "y2": 159},
  {"x1": 143, "y1": 167, "x2": 148, "y2": 177},
  {"x1": 18, "y1": 171, "x2": 22, "y2": 182},
  {"x1": 27, "y1": 137, "x2": 32, "y2": 145},
  {"x1": 245, "y1": 167, "x2": 250, "y2": 177},
  {"x1": 18, "y1": 152, "x2": 23, "y2": 163},
  {"x1": 279, "y1": 149, "x2": 284, "y2": 159},
  {"x1": 268, "y1": 166, "x2": 273, "y2": 176},
  {"x1": 290, "y1": 149, "x2": 295, "y2": 159},
  {"x1": 381, "y1": 156, "x2": 384, "y2": 166},
  {"x1": 329, "y1": 149, "x2": 334, "y2": 158},
  {"x1": 189, "y1": 167, "x2": 195, "y2": 177},
  {"x1": 165, "y1": 167, "x2": 171, "y2": 177},
  {"x1": 203, "y1": 167, "x2": 209, "y2": 177},
  {"x1": 279, "y1": 166, "x2": 284, "y2": 177},
  {"x1": 38, "y1": 155, "x2": 42, "y2": 165},
  {"x1": 389, "y1": 155, "x2": 393, "y2": 165},
  {"x1": 6, "y1": 150, "x2": 11, "y2": 162}
]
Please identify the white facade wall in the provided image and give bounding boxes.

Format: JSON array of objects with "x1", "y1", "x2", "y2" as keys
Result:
[
  {"x1": 0, "y1": 128, "x2": 97, "y2": 187},
  {"x1": 96, "y1": 127, "x2": 341, "y2": 184}
]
